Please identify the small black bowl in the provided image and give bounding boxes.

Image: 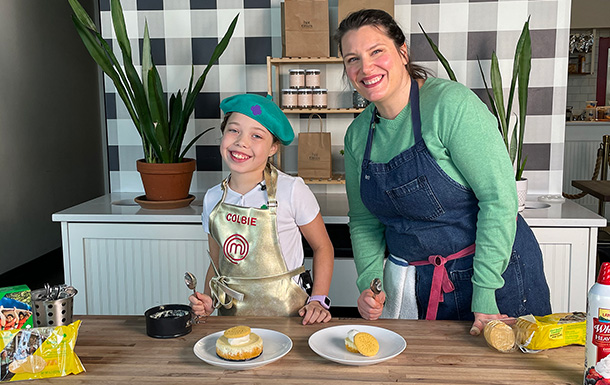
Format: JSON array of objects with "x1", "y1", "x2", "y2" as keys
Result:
[{"x1": 145, "y1": 304, "x2": 193, "y2": 338}]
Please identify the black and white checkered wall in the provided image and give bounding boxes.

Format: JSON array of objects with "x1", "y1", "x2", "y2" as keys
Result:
[{"x1": 101, "y1": 0, "x2": 571, "y2": 195}]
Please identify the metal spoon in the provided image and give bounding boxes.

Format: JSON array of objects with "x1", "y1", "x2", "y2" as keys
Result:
[
  {"x1": 184, "y1": 272, "x2": 197, "y2": 294},
  {"x1": 44, "y1": 283, "x2": 52, "y2": 300},
  {"x1": 184, "y1": 272, "x2": 204, "y2": 324},
  {"x1": 370, "y1": 278, "x2": 382, "y2": 299}
]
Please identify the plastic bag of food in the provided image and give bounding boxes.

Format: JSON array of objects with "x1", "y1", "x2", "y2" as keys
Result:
[
  {"x1": 0, "y1": 320, "x2": 84, "y2": 382},
  {"x1": 515, "y1": 312, "x2": 586, "y2": 353}
]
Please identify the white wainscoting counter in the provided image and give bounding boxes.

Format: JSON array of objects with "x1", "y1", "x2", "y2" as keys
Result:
[{"x1": 53, "y1": 193, "x2": 605, "y2": 316}]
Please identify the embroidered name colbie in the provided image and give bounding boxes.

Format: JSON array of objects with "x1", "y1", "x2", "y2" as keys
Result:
[{"x1": 225, "y1": 213, "x2": 258, "y2": 226}]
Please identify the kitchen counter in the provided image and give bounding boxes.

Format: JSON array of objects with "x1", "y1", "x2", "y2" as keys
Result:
[
  {"x1": 52, "y1": 193, "x2": 606, "y2": 315},
  {"x1": 565, "y1": 121, "x2": 610, "y2": 142},
  {"x1": 52, "y1": 192, "x2": 606, "y2": 227},
  {"x1": 36, "y1": 315, "x2": 583, "y2": 384}
]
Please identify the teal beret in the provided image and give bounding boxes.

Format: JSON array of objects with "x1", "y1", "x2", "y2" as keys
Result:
[{"x1": 220, "y1": 94, "x2": 294, "y2": 145}]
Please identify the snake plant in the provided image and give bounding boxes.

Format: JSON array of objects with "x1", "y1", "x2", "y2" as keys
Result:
[
  {"x1": 68, "y1": 0, "x2": 239, "y2": 163},
  {"x1": 420, "y1": 19, "x2": 531, "y2": 181}
]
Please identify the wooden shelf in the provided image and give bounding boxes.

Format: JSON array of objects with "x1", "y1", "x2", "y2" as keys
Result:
[
  {"x1": 268, "y1": 56, "x2": 354, "y2": 184},
  {"x1": 295, "y1": 174, "x2": 346, "y2": 185},
  {"x1": 267, "y1": 56, "x2": 356, "y2": 113},
  {"x1": 269, "y1": 56, "x2": 344, "y2": 64},
  {"x1": 282, "y1": 107, "x2": 363, "y2": 114}
]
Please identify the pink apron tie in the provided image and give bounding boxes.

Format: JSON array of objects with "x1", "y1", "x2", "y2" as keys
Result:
[{"x1": 410, "y1": 244, "x2": 476, "y2": 320}]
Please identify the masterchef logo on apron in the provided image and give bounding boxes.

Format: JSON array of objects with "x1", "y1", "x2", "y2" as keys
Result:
[{"x1": 223, "y1": 234, "x2": 249, "y2": 264}]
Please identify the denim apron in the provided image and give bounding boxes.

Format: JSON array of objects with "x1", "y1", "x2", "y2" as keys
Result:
[{"x1": 360, "y1": 78, "x2": 551, "y2": 320}]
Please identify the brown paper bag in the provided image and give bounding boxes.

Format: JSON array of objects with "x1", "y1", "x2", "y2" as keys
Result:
[
  {"x1": 282, "y1": 0, "x2": 329, "y2": 57},
  {"x1": 298, "y1": 114, "x2": 332, "y2": 179},
  {"x1": 338, "y1": 0, "x2": 394, "y2": 24}
]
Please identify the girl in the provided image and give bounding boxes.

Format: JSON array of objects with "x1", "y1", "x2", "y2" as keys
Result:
[{"x1": 189, "y1": 94, "x2": 334, "y2": 325}]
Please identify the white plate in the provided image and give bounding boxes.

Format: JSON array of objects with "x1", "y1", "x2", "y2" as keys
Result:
[
  {"x1": 193, "y1": 328, "x2": 292, "y2": 370},
  {"x1": 308, "y1": 325, "x2": 406, "y2": 366}
]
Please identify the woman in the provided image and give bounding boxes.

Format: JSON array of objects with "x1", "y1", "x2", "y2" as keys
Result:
[{"x1": 336, "y1": 9, "x2": 551, "y2": 334}]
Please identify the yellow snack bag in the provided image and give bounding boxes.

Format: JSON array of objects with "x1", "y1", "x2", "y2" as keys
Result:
[
  {"x1": 516, "y1": 312, "x2": 586, "y2": 352},
  {"x1": 0, "y1": 320, "x2": 84, "y2": 381}
]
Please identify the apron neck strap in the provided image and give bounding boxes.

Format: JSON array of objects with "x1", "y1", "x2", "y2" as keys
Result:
[
  {"x1": 263, "y1": 164, "x2": 278, "y2": 214},
  {"x1": 363, "y1": 77, "x2": 422, "y2": 161},
  {"x1": 220, "y1": 164, "x2": 279, "y2": 213},
  {"x1": 410, "y1": 78, "x2": 422, "y2": 143}
]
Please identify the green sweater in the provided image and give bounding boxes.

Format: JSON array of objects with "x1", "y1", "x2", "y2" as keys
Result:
[{"x1": 344, "y1": 77, "x2": 518, "y2": 315}]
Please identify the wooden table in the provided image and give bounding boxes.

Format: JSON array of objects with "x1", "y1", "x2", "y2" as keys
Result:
[
  {"x1": 31, "y1": 316, "x2": 584, "y2": 384},
  {"x1": 572, "y1": 180, "x2": 610, "y2": 215}
]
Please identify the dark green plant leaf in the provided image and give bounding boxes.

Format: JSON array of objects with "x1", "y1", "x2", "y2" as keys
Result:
[
  {"x1": 110, "y1": 0, "x2": 132, "y2": 60},
  {"x1": 490, "y1": 52, "x2": 509, "y2": 146},
  {"x1": 69, "y1": 0, "x2": 234, "y2": 163},
  {"x1": 67, "y1": 0, "x2": 97, "y2": 31},
  {"x1": 168, "y1": 91, "x2": 184, "y2": 157},
  {"x1": 516, "y1": 18, "x2": 531, "y2": 179},
  {"x1": 516, "y1": 156, "x2": 528, "y2": 181},
  {"x1": 179, "y1": 127, "x2": 216, "y2": 161},
  {"x1": 72, "y1": 16, "x2": 141, "y2": 133},
  {"x1": 147, "y1": 66, "x2": 170, "y2": 162},
  {"x1": 509, "y1": 119, "x2": 518, "y2": 164},
  {"x1": 142, "y1": 21, "x2": 153, "y2": 103},
  {"x1": 477, "y1": 58, "x2": 502, "y2": 136},
  {"x1": 418, "y1": 23, "x2": 457, "y2": 81},
  {"x1": 183, "y1": 14, "x2": 239, "y2": 125}
]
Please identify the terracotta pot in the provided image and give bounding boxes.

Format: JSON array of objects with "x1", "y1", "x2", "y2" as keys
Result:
[{"x1": 136, "y1": 158, "x2": 196, "y2": 201}]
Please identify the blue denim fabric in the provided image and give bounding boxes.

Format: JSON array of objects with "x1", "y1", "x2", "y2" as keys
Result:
[{"x1": 360, "y1": 79, "x2": 551, "y2": 319}]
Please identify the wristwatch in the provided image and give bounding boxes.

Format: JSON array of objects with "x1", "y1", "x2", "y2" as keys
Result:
[{"x1": 307, "y1": 295, "x2": 331, "y2": 310}]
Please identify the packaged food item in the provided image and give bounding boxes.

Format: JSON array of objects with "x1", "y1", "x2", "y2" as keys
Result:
[
  {"x1": 289, "y1": 69, "x2": 305, "y2": 89},
  {"x1": 483, "y1": 319, "x2": 517, "y2": 353},
  {"x1": 515, "y1": 312, "x2": 585, "y2": 353},
  {"x1": 305, "y1": 69, "x2": 320, "y2": 88},
  {"x1": 0, "y1": 285, "x2": 34, "y2": 331},
  {"x1": 0, "y1": 320, "x2": 84, "y2": 382},
  {"x1": 585, "y1": 262, "x2": 610, "y2": 384}
]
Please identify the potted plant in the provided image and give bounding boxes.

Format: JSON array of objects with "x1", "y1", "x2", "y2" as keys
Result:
[
  {"x1": 68, "y1": 0, "x2": 238, "y2": 205},
  {"x1": 420, "y1": 19, "x2": 531, "y2": 210}
]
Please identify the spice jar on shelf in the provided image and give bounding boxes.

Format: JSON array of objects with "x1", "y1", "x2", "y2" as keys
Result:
[
  {"x1": 353, "y1": 89, "x2": 369, "y2": 108},
  {"x1": 282, "y1": 89, "x2": 298, "y2": 109},
  {"x1": 305, "y1": 69, "x2": 321, "y2": 88},
  {"x1": 312, "y1": 88, "x2": 328, "y2": 108},
  {"x1": 289, "y1": 69, "x2": 305, "y2": 89},
  {"x1": 297, "y1": 88, "x2": 313, "y2": 108}
]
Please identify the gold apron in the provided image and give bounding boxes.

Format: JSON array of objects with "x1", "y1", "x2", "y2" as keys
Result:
[{"x1": 208, "y1": 164, "x2": 308, "y2": 316}]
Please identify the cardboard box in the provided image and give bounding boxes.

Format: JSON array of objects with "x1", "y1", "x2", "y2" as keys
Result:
[
  {"x1": 282, "y1": 0, "x2": 330, "y2": 57},
  {"x1": 0, "y1": 285, "x2": 34, "y2": 330},
  {"x1": 338, "y1": 0, "x2": 395, "y2": 25}
]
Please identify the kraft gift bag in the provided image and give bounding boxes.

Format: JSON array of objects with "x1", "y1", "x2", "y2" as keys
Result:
[
  {"x1": 298, "y1": 114, "x2": 332, "y2": 179},
  {"x1": 282, "y1": 0, "x2": 330, "y2": 57}
]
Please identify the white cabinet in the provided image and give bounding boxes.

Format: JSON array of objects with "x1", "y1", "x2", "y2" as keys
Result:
[
  {"x1": 54, "y1": 194, "x2": 604, "y2": 316},
  {"x1": 533, "y1": 226, "x2": 597, "y2": 313},
  {"x1": 59, "y1": 222, "x2": 599, "y2": 315},
  {"x1": 60, "y1": 222, "x2": 208, "y2": 315},
  {"x1": 304, "y1": 226, "x2": 598, "y2": 313}
]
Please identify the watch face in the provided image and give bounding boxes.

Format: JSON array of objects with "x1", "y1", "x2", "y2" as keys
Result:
[{"x1": 323, "y1": 297, "x2": 331, "y2": 306}]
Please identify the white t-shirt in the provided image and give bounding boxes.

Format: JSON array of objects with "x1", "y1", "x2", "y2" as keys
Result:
[{"x1": 202, "y1": 170, "x2": 320, "y2": 271}]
